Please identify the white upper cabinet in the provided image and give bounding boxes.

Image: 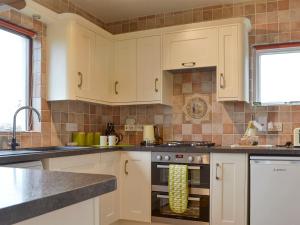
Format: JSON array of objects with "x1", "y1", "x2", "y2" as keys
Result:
[
  {"x1": 211, "y1": 153, "x2": 248, "y2": 225},
  {"x1": 47, "y1": 12, "x2": 250, "y2": 104},
  {"x1": 94, "y1": 34, "x2": 114, "y2": 103},
  {"x1": 73, "y1": 24, "x2": 96, "y2": 100},
  {"x1": 48, "y1": 21, "x2": 98, "y2": 101},
  {"x1": 137, "y1": 36, "x2": 161, "y2": 102},
  {"x1": 163, "y1": 27, "x2": 218, "y2": 70},
  {"x1": 112, "y1": 35, "x2": 173, "y2": 105},
  {"x1": 47, "y1": 14, "x2": 113, "y2": 104},
  {"x1": 112, "y1": 39, "x2": 137, "y2": 103},
  {"x1": 217, "y1": 24, "x2": 249, "y2": 102}
]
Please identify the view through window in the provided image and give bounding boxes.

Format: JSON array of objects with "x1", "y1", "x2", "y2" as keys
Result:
[
  {"x1": 0, "y1": 28, "x2": 30, "y2": 131},
  {"x1": 256, "y1": 46, "x2": 300, "y2": 105}
]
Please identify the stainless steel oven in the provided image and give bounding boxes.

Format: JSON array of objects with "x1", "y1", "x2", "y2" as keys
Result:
[{"x1": 151, "y1": 152, "x2": 210, "y2": 224}]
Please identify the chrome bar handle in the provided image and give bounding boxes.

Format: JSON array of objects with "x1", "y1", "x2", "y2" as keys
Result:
[
  {"x1": 181, "y1": 62, "x2": 196, "y2": 67},
  {"x1": 78, "y1": 72, "x2": 83, "y2": 88},
  {"x1": 114, "y1": 81, "x2": 119, "y2": 95},
  {"x1": 124, "y1": 160, "x2": 128, "y2": 175},
  {"x1": 157, "y1": 165, "x2": 200, "y2": 170},
  {"x1": 216, "y1": 163, "x2": 221, "y2": 180},
  {"x1": 220, "y1": 73, "x2": 225, "y2": 88},
  {"x1": 155, "y1": 78, "x2": 159, "y2": 92},
  {"x1": 157, "y1": 194, "x2": 200, "y2": 202}
]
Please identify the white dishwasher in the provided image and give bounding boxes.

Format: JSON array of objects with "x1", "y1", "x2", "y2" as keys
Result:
[{"x1": 250, "y1": 156, "x2": 300, "y2": 225}]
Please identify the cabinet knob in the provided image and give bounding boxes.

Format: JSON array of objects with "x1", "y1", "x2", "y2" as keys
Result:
[
  {"x1": 155, "y1": 78, "x2": 159, "y2": 93},
  {"x1": 78, "y1": 72, "x2": 83, "y2": 88}
]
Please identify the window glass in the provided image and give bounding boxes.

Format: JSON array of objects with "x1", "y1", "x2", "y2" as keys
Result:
[
  {"x1": 0, "y1": 28, "x2": 30, "y2": 131},
  {"x1": 256, "y1": 47, "x2": 300, "y2": 105}
]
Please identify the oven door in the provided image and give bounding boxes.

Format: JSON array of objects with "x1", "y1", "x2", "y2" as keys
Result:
[
  {"x1": 151, "y1": 191, "x2": 209, "y2": 222},
  {"x1": 151, "y1": 162, "x2": 210, "y2": 188}
]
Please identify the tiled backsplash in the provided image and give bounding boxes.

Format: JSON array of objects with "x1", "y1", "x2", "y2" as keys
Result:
[
  {"x1": 106, "y1": 70, "x2": 299, "y2": 146},
  {"x1": 1, "y1": 1, "x2": 300, "y2": 148}
]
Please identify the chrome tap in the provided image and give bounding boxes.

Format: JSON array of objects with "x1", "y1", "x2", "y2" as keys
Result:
[{"x1": 11, "y1": 106, "x2": 41, "y2": 150}]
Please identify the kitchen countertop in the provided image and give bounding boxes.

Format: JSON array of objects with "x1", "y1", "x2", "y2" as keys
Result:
[
  {"x1": 1, "y1": 145, "x2": 300, "y2": 165},
  {"x1": 0, "y1": 167, "x2": 116, "y2": 225}
]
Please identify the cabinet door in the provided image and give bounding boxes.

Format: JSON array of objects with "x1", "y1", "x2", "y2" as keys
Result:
[
  {"x1": 137, "y1": 36, "x2": 161, "y2": 102},
  {"x1": 211, "y1": 153, "x2": 248, "y2": 225},
  {"x1": 15, "y1": 199, "x2": 99, "y2": 225},
  {"x1": 99, "y1": 152, "x2": 120, "y2": 225},
  {"x1": 163, "y1": 27, "x2": 218, "y2": 70},
  {"x1": 120, "y1": 152, "x2": 151, "y2": 222},
  {"x1": 44, "y1": 154, "x2": 101, "y2": 174},
  {"x1": 112, "y1": 39, "x2": 137, "y2": 103},
  {"x1": 217, "y1": 25, "x2": 239, "y2": 101},
  {"x1": 94, "y1": 34, "x2": 114, "y2": 103},
  {"x1": 74, "y1": 24, "x2": 96, "y2": 100}
]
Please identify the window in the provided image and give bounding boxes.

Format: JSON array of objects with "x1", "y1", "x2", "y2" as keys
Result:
[
  {"x1": 255, "y1": 43, "x2": 300, "y2": 105},
  {"x1": 0, "y1": 20, "x2": 34, "y2": 131}
]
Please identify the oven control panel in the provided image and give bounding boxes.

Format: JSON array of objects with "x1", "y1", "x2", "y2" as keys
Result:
[{"x1": 151, "y1": 152, "x2": 210, "y2": 164}]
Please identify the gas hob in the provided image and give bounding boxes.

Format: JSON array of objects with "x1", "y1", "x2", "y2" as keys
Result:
[{"x1": 159, "y1": 141, "x2": 215, "y2": 148}]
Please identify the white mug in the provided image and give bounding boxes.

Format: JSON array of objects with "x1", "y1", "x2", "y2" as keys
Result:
[
  {"x1": 108, "y1": 135, "x2": 119, "y2": 146},
  {"x1": 100, "y1": 136, "x2": 108, "y2": 147}
]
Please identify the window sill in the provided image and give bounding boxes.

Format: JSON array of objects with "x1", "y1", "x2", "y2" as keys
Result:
[{"x1": 253, "y1": 101, "x2": 300, "y2": 106}]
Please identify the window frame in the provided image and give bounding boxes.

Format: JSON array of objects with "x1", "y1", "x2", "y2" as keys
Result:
[
  {"x1": 0, "y1": 19, "x2": 35, "y2": 131},
  {"x1": 255, "y1": 43, "x2": 300, "y2": 106}
]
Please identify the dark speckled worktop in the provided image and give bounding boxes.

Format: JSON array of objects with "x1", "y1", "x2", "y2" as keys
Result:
[
  {"x1": 0, "y1": 167, "x2": 116, "y2": 225},
  {"x1": 1, "y1": 145, "x2": 300, "y2": 165}
]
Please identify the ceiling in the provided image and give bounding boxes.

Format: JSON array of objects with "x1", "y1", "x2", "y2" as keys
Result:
[{"x1": 69, "y1": 0, "x2": 252, "y2": 23}]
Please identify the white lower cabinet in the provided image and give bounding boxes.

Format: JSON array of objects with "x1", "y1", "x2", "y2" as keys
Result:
[
  {"x1": 43, "y1": 151, "x2": 152, "y2": 225},
  {"x1": 43, "y1": 154, "x2": 101, "y2": 174},
  {"x1": 210, "y1": 153, "x2": 248, "y2": 225},
  {"x1": 120, "y1": 152, "x2": 151, "y2": 223},
  {"x1": 98, "y1": 152, "x2": 121, "y2": 225},
  {"x1": 15, "y1": 199, "x2": 99, "y2": 225}
]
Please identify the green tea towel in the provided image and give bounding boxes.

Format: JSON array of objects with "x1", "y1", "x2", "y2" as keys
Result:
[{"x1": 168, "y1": 164, "x2": 189, "y2": 214}]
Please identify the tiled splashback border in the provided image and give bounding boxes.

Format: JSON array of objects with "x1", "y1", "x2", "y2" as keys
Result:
[
  {"x1": 0, "y1": 0, "x2": 300, "y2": 148},
  {"x1": 32, "y1": 0, "x2": 106, "y2": 28},
  {"x1": 105, "y1": 0, "x2": 300, "y2": 46}
]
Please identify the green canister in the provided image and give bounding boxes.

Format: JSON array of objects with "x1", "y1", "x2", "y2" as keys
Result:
[
  {"x1": 94, "y1": 132, "x2": 101, "y2": 145},
  {"x1": 85, "y1": 132, "x2": 94, "y2": 146},
  {"x1": 72, "y1": 132, "x2": 86, "y2": 146}
]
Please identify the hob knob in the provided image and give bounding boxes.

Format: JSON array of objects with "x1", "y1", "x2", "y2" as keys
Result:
[
  {"x1": 188, "y1": 156, "x2": 194, "y2": 162},
  {"x1": 164, "y1": 155, "x2": 171, "y2": 161},
  {"x1": 156, "y1": 155, "x2": 162, "y2": 160}
]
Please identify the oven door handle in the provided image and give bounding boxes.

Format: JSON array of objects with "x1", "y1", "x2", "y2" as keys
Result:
[
  {"x1": 157, "y1": 194, "x2": 200, "y2": 202},
  {"x1": 156, "y1": 165, "x2": 200, "y2": 170}
]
